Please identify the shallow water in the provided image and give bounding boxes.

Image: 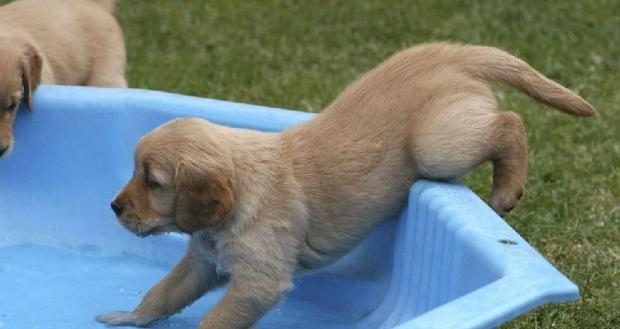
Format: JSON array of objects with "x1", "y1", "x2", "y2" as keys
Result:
[{"x1": 0, "y1": 244, "x2": 386, "y2": 329}]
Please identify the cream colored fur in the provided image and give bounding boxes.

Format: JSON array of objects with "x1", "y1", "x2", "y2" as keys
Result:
[
  {"x1": 98, "y1": 42, "x2": 596, "y2": 329},
  {"x1": 0, "y1": 0, "x2": 126, "y2": 157}
]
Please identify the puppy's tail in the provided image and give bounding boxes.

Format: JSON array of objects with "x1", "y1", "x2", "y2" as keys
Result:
[
  {"x1": 92, "y1": 0, "x2": 118, "y2": 13},
  {"x1": 454, "y1": 43, "x2": 597, "y2": 116}
]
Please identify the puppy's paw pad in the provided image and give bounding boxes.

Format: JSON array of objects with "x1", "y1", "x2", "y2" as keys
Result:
[
  {"x1": 97, "y1": 311, "x2": 159, "y2": 327},
  {"x1": 96, "y1": 311, "x2": 140, "y2": 326}
]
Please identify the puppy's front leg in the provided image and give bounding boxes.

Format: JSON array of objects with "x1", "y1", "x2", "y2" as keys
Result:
[
  {"x1": 198, "y1": 239, "x2": 296, "y2": 329},
  {"x1": 97, "y1": 251, "x2": 225, "y2": 327},
  {"x1": 198, "y1": 270, "x2": 292, "y2": 329}
]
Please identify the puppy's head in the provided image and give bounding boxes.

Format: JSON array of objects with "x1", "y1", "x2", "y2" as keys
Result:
[
  {"x1": 111, "y1": 118, "x2": 236, "y2": 237},
  {"x1": 0, "y1": 38, "x2": 42, "y2": 158}
]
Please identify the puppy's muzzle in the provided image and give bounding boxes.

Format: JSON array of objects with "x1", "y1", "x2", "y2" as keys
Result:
[{"x1": 111, "y1": 201, "x2": 124, "y2": 216}]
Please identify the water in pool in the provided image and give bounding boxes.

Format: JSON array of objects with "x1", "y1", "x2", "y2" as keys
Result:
[{"x1": 0, "y1": 243, "x2": 388, "y2": 329}]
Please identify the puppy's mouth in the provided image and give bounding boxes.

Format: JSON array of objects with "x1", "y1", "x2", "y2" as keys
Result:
[
  {"x1": 0, "y1": 142, "x2": 13, "y2": 158},
  {"x1": 116, "y1": 216, "x2": 178, "y2": 238},
  {"x1": 138, "y1": 224, "x2": 178, "y2": 237}
]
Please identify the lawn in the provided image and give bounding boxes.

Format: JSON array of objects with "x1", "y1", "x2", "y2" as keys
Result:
[{"x1": 117, "y1": 1, "x2": 619, "y2": 328}]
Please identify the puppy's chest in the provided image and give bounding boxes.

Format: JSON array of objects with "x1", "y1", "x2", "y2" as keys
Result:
[{"x1": 189, "y1": 232, "x2": 229, "y2": 275}]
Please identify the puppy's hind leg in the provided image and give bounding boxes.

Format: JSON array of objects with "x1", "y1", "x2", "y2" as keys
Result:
[
  {"x1": 411, "y1": 89, "x2": 526, "y2": 216},
  {"x1": 87, "y1": 33, "x2": 127, "y2": 88},
  {"x1": 87, "y1": 53, "x2": 127, "y2": 88},
  {"x1": 487, "y1": 111, "x2": 528, "y2": 216},
  {"x1": 411, "y1": 90, "x2": 498, "y2": 182}
]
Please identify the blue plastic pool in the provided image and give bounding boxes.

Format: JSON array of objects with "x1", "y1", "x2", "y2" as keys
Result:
[{"x1": 0, "y1": 86, "x2": 578, "y2": 329}]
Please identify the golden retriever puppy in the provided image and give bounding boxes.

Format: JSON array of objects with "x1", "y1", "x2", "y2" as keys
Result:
[
  {"x1": 97, "y1": 43, "x2": 596, "y2": 329},
  {"x1": 0, "y1": 0, "x2": 126, "y2": 157}
]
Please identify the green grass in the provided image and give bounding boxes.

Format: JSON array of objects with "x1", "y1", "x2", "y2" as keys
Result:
[
  {"x1": 5, "y1": 0, "x2": 618, "y2": 327},
  {"x1": 118, "y1": 1, "x2": 619, "y2": 328}
]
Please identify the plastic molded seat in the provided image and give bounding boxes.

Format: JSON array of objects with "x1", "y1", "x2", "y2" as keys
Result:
[{"x1": 0, "y1": 86, "x2": 578, "y2": 329}]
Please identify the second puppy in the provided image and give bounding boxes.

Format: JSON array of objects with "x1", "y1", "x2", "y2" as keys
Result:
[
  {"x1": 99, "y1": 43, "x2": 596, "y2": 329},
  {"x1": 0, "y1": 0, "x2": 126, "y2": 158}
]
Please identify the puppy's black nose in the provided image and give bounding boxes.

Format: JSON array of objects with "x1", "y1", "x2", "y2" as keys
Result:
[
  {"x1": 111, "y1": 201, "x2": 124, "y2": 216},
  {"x1": 0, "y1": 145, "x2": 8, "y2": 157}
]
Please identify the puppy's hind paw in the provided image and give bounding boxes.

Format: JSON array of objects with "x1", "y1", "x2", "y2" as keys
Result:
[
  {"x1": 489, "y1": 189, "x2": 523, "y2": 217},
  {"x1": 96, "y1": 311, "x2": 157, "y2": 327}
]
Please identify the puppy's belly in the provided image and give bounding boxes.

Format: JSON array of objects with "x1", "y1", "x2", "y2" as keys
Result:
[
  {"x1": 295, "y1": 224, "x2": 385, "y2": 271},
  {"x1": 296, "y1": 183, "x2": 413, "y2": 271},
  {"x1": 296, "y1": 238, "x2": 339, "y2": 271},
  {"x1": 295, "y1": 214, "x2": 398, "y2": 271}
]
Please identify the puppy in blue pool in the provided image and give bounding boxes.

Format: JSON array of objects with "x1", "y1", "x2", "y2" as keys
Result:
[{"x1": 97, "y1": 42, "x2": 596, "y2": 329}]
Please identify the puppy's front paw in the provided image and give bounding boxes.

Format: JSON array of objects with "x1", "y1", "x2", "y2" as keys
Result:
[{"x1": 96, "y1": 311, "x2": 157, "y2": 327}]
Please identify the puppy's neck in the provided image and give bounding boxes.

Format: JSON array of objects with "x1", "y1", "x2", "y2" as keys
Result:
[{"x1": 222, "y1": 128, "x2": 293, "y2": 233}]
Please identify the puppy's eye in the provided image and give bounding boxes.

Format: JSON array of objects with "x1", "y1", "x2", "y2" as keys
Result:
[
  {"x1": 145, "y1": 176, "x2": 161, "y2": 189},
  {"x1": 7, "y1": 102, "x2": 17, "y2": 112}
]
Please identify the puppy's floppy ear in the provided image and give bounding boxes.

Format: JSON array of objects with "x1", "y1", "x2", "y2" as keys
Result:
[
  {"x1": 174, "y1": 159, "x2": 235, "y2": 233},
  {"x1": 20, "y1": 44, "x2": 43, "y2": 111}
]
